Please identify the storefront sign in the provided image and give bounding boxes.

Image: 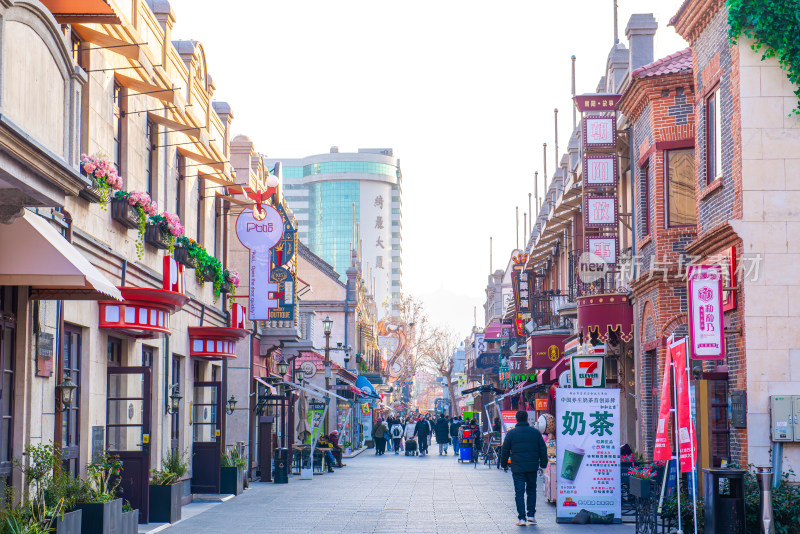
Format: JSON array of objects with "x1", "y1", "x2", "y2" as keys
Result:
[
  {"x1": 687, "y1": 265, "x2": 724, "y2": 359},
  {"x1": 582, "y1": 116, "x2": 617, "y2": 148},
  {"x1": 585, "y1": 236, "x2": 618, "y2": 267},
  {"x1": 671, "y1": 338, "x2": 697, "y2": 473},
  {"x1": 307, "y1": 401, "x2": 327, "y2": 444},
  {"x1": 268, "y1": 202, "x2": 297, "y2": 321},
  {"x1": 529, "y1": 334, "x2": 566, "y2": 369},
  {"x1": 476, "y1": 351, "x2": 501, "y2": 374},
  {"x1": 36, "y1": 332, "x2": 54, "y2": 377},
  {"x1": 584, "y1": 155, "x2": 618, "y2": 188},
  {"x1": 556, "y1": 388, "x2": 621, "y2": 522},
  {"x1": 534, "y1": 398, "x2": 548, "y2": 411},
  {"x1": 573, "y1": 93, "x2": 621, "y2": 112},
  {"x1": 584, "y1": 195, "x2": 618, "y2": 228},
  {"x1": 235, "y1": 205, "x2": 283, "y2": 321},
  {"x1": 501, "y1": 410, "x2": 517, "y2": 442},
  {"x1": 509, "y1": 355, "x2": 527, "y2": 374},
  {"x1": 571, "y1": 355, "x2": 605, "y2": 388}
]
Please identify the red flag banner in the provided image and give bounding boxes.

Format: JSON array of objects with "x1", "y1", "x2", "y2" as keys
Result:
[
  {"x1": 672, "y1": 338, "x2": 697, "y2": 473},
  {"x1": 652, "y1": 344, "x2": 673, "y2": 462}
]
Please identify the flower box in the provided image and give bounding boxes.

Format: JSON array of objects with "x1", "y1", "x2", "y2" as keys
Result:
[
  {"x1": 120, "y1": 509, "x2": 138, "y2": 533},
  {"x1": 111, "y1": 198, "x2": 140, "y2": 229},
  {"x1": 54, "y1": 509, "x2": 82, "y2": 534},
  {"x1": 199, "y1": 266, "x2": 216, "y2": 283},
  {"x1": 220, "y1": 281, "x2": 233, "y2": 294},
  {"x1": 174, "y1": 246, "x2": 196, "y2": 269},
  {"x1": 220, "y1": 466, "x2": 244, "y2": 495},
  {"x1": 629, "y1": 476, "x2": 652, "y2": 499},
  {"x1": 149, "y1": 482, "x2": 182, "y2": 523},
  {"x1": 145, "y1": 224, "x2": 169, "y2": 250},
  {"x1": 79, "y1": 177, "x2": 105, "y2": 204},
  {"x1": 76, "y1": 498, "x2": 122, "y2": 534}
]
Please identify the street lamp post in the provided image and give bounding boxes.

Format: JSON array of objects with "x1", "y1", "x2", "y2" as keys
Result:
[{"x1": 322, "y1": 316, "x2": 333, "y2": 434}]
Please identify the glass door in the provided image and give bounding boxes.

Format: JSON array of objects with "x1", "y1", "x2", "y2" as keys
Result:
[{"x1": 107, "y1": 367, "x2": 151, "y2": 523}]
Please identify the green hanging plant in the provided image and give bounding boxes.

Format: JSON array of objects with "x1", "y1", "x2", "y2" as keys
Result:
[{"x1": 728, "y1": 0, "x2": 800, "y2": 114}]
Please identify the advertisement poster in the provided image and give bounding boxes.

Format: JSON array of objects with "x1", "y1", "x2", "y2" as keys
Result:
[
  {"x1": 306, "y1": 401, "x2": 326, "y2": 444},
  {"x1": 653, "y1": 346, "x2": 673, "y2": 462},
  {"x1": 671, "y1": 338, "x2": 697, "y2": 473},
  {"x1": 556, "y1": 388, "x2": 621, "y2": 523},
  {"x1": 501, "y1": 410, "x2": 517, "y2": 443},
  {"x1": 687, "y1": 265, "x2": 724, "y2": 359}
]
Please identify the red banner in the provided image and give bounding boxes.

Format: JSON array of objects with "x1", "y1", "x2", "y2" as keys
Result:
[
  {"x1": 652, "y1": 346, "x2": 673, "y2": 462},
  {"x1": 672, "y1": 338, "x2": 697, "y2": 473}
]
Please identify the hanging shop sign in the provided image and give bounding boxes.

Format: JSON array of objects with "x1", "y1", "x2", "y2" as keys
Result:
[
  {"x1": 476, "y1": 351, "x2": 501, "y2": 374},
  {"x1": 556, "y1": 388, "x2": 621, "y2": 522},
  {"x1": 512, "y1": 268, "x2": 531, "y2": 314},
  {"x1": 720, "y1": 246, "x2": 737, "y2": 312},
  {"x1": 529, "y1": 334, "x2": 567, "y2": 369},
  {"x1": 509, "y1": 355, "x2": 527, "y2": 375},
  {"x1": 573, "y1": 93, "x2": 621, "y2": 112},
  {"x1": 268, "y1": 202, "x2": 297, "y2": 321},
  {"x1": 582, "y1": 115, "x2": 617, "y2": 149},
  {"x1": 585, "y1": 236, "x2": 619, "y2": 267},
  {"x1": 571, "y1": 355, "x2": 606, "y2": 388},
  {"x1": 535, "y1": 398, "x2": 549, "y2": 411},
  {"x1": 584, "y1": 195, "x2": 618, "y2": 228},
  {"x1": 687, "y1": 265, "x2": 725, "y2": 359},
  {"x1": 499, "y1": 365, "x2": 510, "y2": 382},
  {"x1": 584, "y1": 155, "x2": 618, "y2": 188},
  {"x1": 235, "y1": 204, "x2": 283, "y2": 321}
]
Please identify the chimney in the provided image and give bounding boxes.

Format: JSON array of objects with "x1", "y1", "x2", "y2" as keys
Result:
[
  {"x1": 626, "y1": 14, "x2": 658, "y2": 73},
  {"x1": 330, "y1": 146, "x2": 339, "y2": 153}
]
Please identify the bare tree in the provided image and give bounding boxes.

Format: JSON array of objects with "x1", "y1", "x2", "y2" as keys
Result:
[
  {"x1": 392, "y1": 293, "x2": 435, "y2": 384},
  {"x1": 419, "y1": 326, "x2": 462, "y2": 416}
]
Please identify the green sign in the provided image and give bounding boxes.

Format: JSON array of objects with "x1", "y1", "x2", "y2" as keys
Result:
[{"x1": 571, "y1": 356, "x2": 605, "y2": 388}]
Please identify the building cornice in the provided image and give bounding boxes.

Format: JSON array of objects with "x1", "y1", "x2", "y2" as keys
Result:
[{"x1": 669, "y1": 0, "x2": 726, "y2": 44}]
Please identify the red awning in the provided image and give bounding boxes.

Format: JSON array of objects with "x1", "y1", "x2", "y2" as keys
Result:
[
  {"x1": 40, "y1": 0, "x2": 120, "y2": 23},
  {"x1": 484, "y1": 321, "x2": 513, "y2": 341},
  {"x1": 188, "y1": 326, "x2": 249, "y2": 360},
  {"x1": 546, "y1": 355, "x2": 570, "y2": 383},
  {"x1": 99, "y1": 287, "x2": 189, "y2": 339},
  {"x1": 577, "y1": 293, "x2": 633, "y2": 343}
]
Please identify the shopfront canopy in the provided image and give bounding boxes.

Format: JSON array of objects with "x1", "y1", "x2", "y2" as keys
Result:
[
  {"x1": 355, "y1": 375, "x2": 376, "y2": 396},
  {"x1": 484, "y1": 321, "x2": 513, "y2": 341},
  {"x1": 1, "y1": 211, "x2": 122, "y2": 301}
]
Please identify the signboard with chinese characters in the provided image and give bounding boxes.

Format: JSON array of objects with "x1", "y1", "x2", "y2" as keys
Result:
[
  {"x1": 573, "y1": 93, "x2": 621, "y2": 112},
  {"x1": 476, "y1": 351, "x2": 501, "y2": 374},
  {"x1": 529, "y1": 334, "x2": 566, "y2": 369},
  {"x1": 584, "y1": 196, "x2": 618, "y2": 228},
  {"x1": 584, "y1": 155, "x2": 618, "y2": 188},
  {"x1": 512, "y1": 269, "x2": 531, "y2": 314},
  {"x1": 571, "y1": 355, "x2": 606, "y2": 388},
  {"x1": 268, "y1": 202, "x2": 297, "y2": 321},
  {"x1": 585, "y1": 236, "x2": 619, "y2": 267},
  {"x1": 556, "y1": 388, "x2": 621, "y2": 523},
  {"x1": 582, "y1": 116, "x2": 616, "y2": 149},
  {"x1": 687, "y1": 265, "x2": 725, "y2": 359}
]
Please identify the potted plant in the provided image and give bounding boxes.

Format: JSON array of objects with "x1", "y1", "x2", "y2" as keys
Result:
[
  {"x1": 220, "y1": 448, "x2": 246, "y2": 496},
  {"x1": 221, "y1": 269, "x2": 240, "y2": 296},
  {"x1": 75, "y1": 452, "x2": 124, "y2": 534},
  {"x1": 120, "y1": 502, "x2": 138, "y2": 534},
  {"x1": 79, "y1": 154, "x2": 123, "y2": 208},
  {"x1": 147, "y1": 211, "x2": 184, "y2": 254},
  {"x1": 149, "y1": 448, "x2": 189, "y2": 524},
  {"x1": 112, "y1": 191, "x2": 158, "y2": 259},
  {"x1": 628, "y1": 464, "x2": 656, "y2": 499},
  {"x1": 174, "y1": 236, "x2": 198, "y2": 269}
]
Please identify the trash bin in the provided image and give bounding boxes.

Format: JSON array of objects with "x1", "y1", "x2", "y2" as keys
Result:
[
  {"x1": 703, "y1": 468, "x2": 746, "y2": 534},
  {"x1": 273, "y1": 447, "x2": 289, "y2": 484}
]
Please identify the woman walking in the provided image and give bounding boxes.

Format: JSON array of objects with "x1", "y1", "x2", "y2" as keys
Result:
[
  {"x1": 390, "y1": 417, "x2": 404, "y2": 454},
  {"x1": 435, "y1": 413, "x2": 451, "y2": 455},
  {"x1": 372, "y1": 418, "x2": 389, "y2": 455},
  {"x1": 414, "y1": 416, "x2": 431, "y2": 456}
]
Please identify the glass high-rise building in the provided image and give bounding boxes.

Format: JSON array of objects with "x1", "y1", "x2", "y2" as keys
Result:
[{"x1": 266, "y1": 148, "x2": 403, "y2": 315}]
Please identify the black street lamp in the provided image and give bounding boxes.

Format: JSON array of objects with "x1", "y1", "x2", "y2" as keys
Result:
[
  {"x1": 276, "y1": 356, "x2": 289, "y2": 376},
  {"x1": 54, "y1": 372, "x2": 77, "y2": 413},
  {"x1": 167, "y1": 384, "x2": 182, "y2": 415},
  {"x1": 226, "y1": 395, "x2": 237, "y2": 415}
]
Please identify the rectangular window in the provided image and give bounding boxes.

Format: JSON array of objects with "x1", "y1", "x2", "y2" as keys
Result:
[
  {"x1": 70, "y1": 32, "x2": 83, "y2": 68},
  {"x1": 176, "y1": 153, "x2": 185, "y2": 219},
  {"x1": 145, "y1": 120, "x2": 156, "y2": 197},
  {"x1": 706, "y1": 89, "x2": 722, "y2": 183},
  {"x1": 112, "y1": 83, "x2": 123, "y2": 172},
  {"x1": 666, "y1": 148, "x2": 696, "y2": 227},
  {"x1": 641, "y1": 164, "x2": 650, "y2": 236},
  {"x1": 142, "y1": 345, "x2": 154, "y2": 367},
  {"x1": 196, "y1": 175, "x2": 204, "y2": 243},
  {"x1": 171, "y1": 355, "x2": 183, "y2": 446},
  {"x1": 107, "y1": 337, "x2": 122, "y2": 364}
]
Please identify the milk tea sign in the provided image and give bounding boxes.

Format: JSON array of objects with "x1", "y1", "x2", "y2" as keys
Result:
[
  {"x1": 236, "y1": 206, "x2": 283, "y2": 321},
  {"x1": 688, "y1": 265, "x2": 725, "y2": 359}
]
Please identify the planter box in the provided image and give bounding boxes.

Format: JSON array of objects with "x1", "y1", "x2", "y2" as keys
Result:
[
  {"x1": 629, "y1": 476, "x2": 652, "y2": 499},
  {"x1": 54, "y1": 509, "x2": 82, "y2": 534},
  {"x1": 149, "y1": 483, "x2": 182, "y2": 523},
  {"x1": 174, "y1": 246, "x2": 196, "y2": 269},
  {"x1": 145, "y1": 224, "x2": 169, "y2": 250},
  {"x1": 199, "y1": 267, "x2": 217, "y2": 283},
  {"x1": 111, "y1": 199, "x2": 140, "y2": 229},
  {"x1": 220, "y1": 281, "x2": 232, "y2": 294},
  {"x1": 120, "y1": 509, "x2": 138, "y2": 534},
  {"x1": 79, "y1": 177, "x2": 105, "y2": 204},
  {"x1": 76, "y1": 498, "x2": 122, "y2": 534},
  {"x1": 220, "y1": 466, "x2": 244, "y2": 495}
]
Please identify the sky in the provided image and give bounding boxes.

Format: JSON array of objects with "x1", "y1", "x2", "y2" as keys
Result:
[{"x1": 169, "y1": 0, "x2": 688, "y2": 337}]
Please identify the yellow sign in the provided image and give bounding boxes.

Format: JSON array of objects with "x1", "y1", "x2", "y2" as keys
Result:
[
  {"x1": 547, "y1": 344, "x2": 561, "y2": 362},
  {"x1": 215, "y1": 429, "x2": 221, "y2": 437},
  {"x1": 142, "y1": 434, "x2": 150, "y2": 444}
]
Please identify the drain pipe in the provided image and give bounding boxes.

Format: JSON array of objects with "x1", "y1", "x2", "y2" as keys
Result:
[
  {"x1": 756, "y1": 466, "x2": 776, "y2": 534},
  {"x1": 771, "y1": 442, "x2": 783, "y2": 488}
]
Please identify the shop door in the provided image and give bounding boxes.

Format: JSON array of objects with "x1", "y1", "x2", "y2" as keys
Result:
[
  {"x1": 191, "y1": 381, "x2": 221, "y2": 493},
  {"x1": 107, "y1": 367, "x2": 151, "y2": 523},
  {"x1": 0, "y1": 292, "x2": 16, "y2": 488},
  {"x1": 61, "y1": 325, "x2": 81, "y2": 476}
]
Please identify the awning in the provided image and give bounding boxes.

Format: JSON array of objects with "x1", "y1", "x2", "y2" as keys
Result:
[
  {"x1": 484, "y1": 321, "x2": 513, "y2": 341},
  {"x1": 546, "y1": 355, "x2": 570, "y2": 383},
  {"x1": 188, "y1": 326, "x2": 249, "y2": 360},
  {"x1": 99, "y1": 287, "x2": 189, "y2": 339},
  {"x1": 2, "y1": 211, "x2": 122, "y2": 301},
  {"x1": 254, "y1": 377, "x2": 277, "y2": 396},
  {"x1": 40, "y1": 0, "x2": 120, "y2": 23},
  {"x1": 577, "y1": 293, "x2": 634, "y2": 343}
]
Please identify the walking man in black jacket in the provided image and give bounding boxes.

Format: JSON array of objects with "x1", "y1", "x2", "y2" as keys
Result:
[{"x1": 500, "y1": 410, "x2": 548, "y2": 526}]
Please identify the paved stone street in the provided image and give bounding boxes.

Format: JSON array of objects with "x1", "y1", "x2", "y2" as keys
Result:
[{"x1": 163, "y1": 450, "x2": 634, "y2": 533}]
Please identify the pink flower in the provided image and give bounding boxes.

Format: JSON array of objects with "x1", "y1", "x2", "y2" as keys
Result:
[{"x1": 83, "y1": 162, "x2": 96, "y2": 174}]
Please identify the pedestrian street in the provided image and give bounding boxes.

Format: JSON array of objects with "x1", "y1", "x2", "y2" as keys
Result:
[{"x1": 160, "y1": 450, "x2": 634, "y2": 534}]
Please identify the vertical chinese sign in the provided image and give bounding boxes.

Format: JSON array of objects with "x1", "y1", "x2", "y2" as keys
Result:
[
  {"x1": 687, "y1": 265, "x2": 724, "y2": 359},
  {"x1": 556, "y1": 388, "x2": 621, "y2": 522}
]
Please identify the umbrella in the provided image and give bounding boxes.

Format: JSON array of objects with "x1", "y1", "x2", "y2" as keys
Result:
[{"x1": 296, "y1": 390, "x2": 311, "y2": 443}]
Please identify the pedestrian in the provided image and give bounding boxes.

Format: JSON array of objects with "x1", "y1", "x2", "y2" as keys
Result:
[
  {"x1": 385, "y1": 415, "x2": 395, "y2": 452},
  {"x1": 435, "y1": 413, "x2": 450, "y2": 455},
  {"x1": 403, "y1": 416, "x2": 417, "y2": 455},
  {"x1": 390, "y1": 418, "x2": 404, "y2": 455},
  {"x1": 500, "y1": 410, "x2": 548, "y2": 526},
  {"x1": 372, "y1": 418, "x2": 389, "y2": 455},
  {"x1": 329, "y1": 430, "x2": 346, "y2": 467},
  {"x1": 450, "y1": 416, "x2": 462, "y2": 458},
  {"x1": 469, "y1": 418, "x2": 483, "y2": 459},
  {"x1": 413, "y1": 416, "x2": 430, "y2": 456}
]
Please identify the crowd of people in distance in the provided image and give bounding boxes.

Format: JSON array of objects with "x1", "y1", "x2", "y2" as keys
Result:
[{"x1": 370, "y1": 413, "x2": 483, "y2": 458}]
